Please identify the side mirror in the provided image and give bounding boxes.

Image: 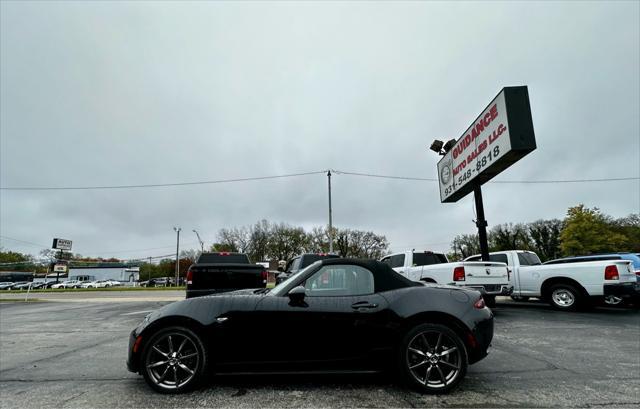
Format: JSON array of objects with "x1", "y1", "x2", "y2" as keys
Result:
[{"x1": 288, "y1": 285, "x2": 306, "y2": 304}]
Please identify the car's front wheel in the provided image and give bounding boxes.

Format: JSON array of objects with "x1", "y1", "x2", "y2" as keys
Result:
[
  {"x1": 141, "y1": 326, "x2": 207, "y2": 394},
  {"x1": 399, "y1": 323, "x2": 468, "y2": 394}
]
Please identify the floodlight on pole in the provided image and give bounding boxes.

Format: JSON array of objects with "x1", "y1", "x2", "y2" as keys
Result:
[
  {"x1": 442, "y1": 138, "x2": 457, "y2": 153},
  {"x1": 429, "y1": 139, "x2": 444, "y2": 154}
]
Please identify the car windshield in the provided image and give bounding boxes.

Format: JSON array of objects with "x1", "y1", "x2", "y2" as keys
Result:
[{"x1": 269, "y1": 261, "x2": 322, "y2": 296}]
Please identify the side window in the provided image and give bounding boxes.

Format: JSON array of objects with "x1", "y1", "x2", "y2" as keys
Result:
[
  {"x1": 288, "y1": 257, "x2": 301, "y2": 272},
  {"x1": 390, "y1": 254, "x2": 406, "y2": 268},
  {"x1": 381, "y1": 257, "x2": 392, "y2": 267},
  {"x1": 489, "y1": 254, "x2": 508, "y2": 264},
  {"x1": 304, "y1": 265, "x2": 374, "y2": 297}
]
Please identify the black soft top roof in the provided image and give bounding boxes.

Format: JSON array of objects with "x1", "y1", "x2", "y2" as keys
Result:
[{"x1": 321, "y1": 258, "x2": 422, "y2": 292}]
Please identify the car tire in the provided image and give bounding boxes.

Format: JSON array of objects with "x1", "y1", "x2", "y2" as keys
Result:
[
  {"x1": 603, "y1": 295, "x2": 624, "y2": 307},
  {"x1": 141, "y1": 326, "x2": 208, "y2": 394},
  {"x1": 483, "y1": 295, "x2": 496, "y2": 308},
  {"x1": 548, "y1": 283, "x2": 582, "y2": 311},
  {"x1": 510, "y1": 295, "x2": 530, "y2": 302},
  {"x1": 399, "y1": 323, "x2": 468, "y2": 394}
]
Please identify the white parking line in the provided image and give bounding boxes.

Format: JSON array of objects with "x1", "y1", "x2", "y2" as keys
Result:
[{"x1": 120, "y1": 310, "x2": 154, "y2": 315}]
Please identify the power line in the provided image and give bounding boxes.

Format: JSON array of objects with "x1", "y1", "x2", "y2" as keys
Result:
[
  {"x1": 2, "y1": 170, "x2": 636, "y2": 191},
  {"x1": 333, "y1": 170, "x2": 640, "y2": 184},
  {"x1": 0, "y1": 171, "x2": 327, "y2": 191},
  {"x1": 0, "y1": 236, "x2": 49, "y2": 249}
]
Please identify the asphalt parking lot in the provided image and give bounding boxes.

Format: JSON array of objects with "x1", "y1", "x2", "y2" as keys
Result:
[{"x1": 1, "y1": 294, "x2": 639, "y2": 408}]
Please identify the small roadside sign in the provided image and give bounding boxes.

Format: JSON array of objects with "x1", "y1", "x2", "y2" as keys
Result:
[{"x1": 52, "y1": 238, "x2": 73, "y2": 251}]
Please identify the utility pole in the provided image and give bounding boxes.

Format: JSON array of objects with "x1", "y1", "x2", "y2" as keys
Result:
[
  {"x1": 173, "y1": 227, "x2": 181, "y2": 286},
  {"x1": 192, "y1": 229, "x2": 204, "y2": 253},
  {"x1": 148, "y1": 256, "x2": 152, "y2": 282},
  {"x1": 327, "y1": 170, "x2": 333, "y2": 253}
]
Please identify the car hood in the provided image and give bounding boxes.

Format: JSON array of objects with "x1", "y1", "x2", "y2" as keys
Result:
[{"x1": 136, "y1": 290, "x2": 264, "y2": 334}]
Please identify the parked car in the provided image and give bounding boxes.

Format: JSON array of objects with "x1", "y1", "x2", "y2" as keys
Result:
[
  {"x1": 544, "y1": 253, "x2": 640, "y2": 306},
  {"x1": 382, "y1": 250, "x2": 511, "y2": 307},
  {"x1": 465, "y1": 250, "x2": 638, "y2": 311},
  {"x1": 103, "y1": 279, "x2": 122, "y2": 287},
  {"x1": 51, "y1": 280, "x2": 82, "y2": 289},
  {"x1": 11, "y1": 282, "x2": 34, "y2": 290},
  {"x1": 142, "y1": 277, "x2": 171, "y2": 287},
  {"x1": 81, "y1": 280, "x2": 101, "y2": 288},
  {"x1": 0, "y1": 282, "x2": 14, "y2": 290},
  {"x1": 186, "y1": 252, "x2": 268, "y2": 298},
  {"x1": 127, "y1": 258, "x2": 493, "y2": 394},
  {"x1": 30, "y1": 282, "x2": 48, "y2": 289}
]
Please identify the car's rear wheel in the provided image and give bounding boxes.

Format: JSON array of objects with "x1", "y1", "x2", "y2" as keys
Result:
[
  {"x1": 548, "y1": 284, "x2": 581, "y2": 311},
  {"x1": 603, "y1": 295, "x2": 624, "y2": 306},
  {"x1": 399, "y1": 323, "x2": 468, "y2": 394},
  {"x1": 141, "y1": 326, "x2": 207, "y2": 394}
]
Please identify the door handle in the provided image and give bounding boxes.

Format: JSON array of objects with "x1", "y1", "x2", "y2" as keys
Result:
[{"x1": 351, "y1": 301, "x2": 378, "y2": 309}]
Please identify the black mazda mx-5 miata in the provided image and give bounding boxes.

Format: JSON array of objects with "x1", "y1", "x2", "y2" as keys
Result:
[{"x1": 127, "y1": 258, "x2": 493, "y2": 394}]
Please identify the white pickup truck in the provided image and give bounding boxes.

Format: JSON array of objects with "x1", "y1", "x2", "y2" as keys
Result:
[
  {"x1": 380, "y1": 250, "x2": 511, "y2": 306},
  {"x1": 465, "y1": 250, "x2": 639, "y2": 311}
]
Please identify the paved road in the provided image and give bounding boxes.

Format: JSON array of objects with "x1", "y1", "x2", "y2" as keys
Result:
[{"x1": 1, "y1": 297, "x2": 639, "y2": 408}]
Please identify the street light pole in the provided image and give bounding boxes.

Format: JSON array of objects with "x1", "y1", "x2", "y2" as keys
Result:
[
  {"x1": 192, "y1": 229, "x2": 204, "y2": 253},
  {"x1": 173, "y1": 227, "x2": 181, "y2": 286},
  {"x1": 327, "y1": 170, "x2": 333, "y2": 253}
]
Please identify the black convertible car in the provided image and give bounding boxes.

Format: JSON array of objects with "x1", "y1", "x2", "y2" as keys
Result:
[{"x1": 127, "y1": 258, "x2": 493, "y2": 394}]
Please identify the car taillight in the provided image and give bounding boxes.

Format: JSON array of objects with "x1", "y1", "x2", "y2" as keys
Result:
[
  {"x1": 474, "y1": 297, "x2": 486, "y2": 309},
  {"x1": 219, "y1": 252, "x2": 230, "y2": 256},
  {"x1": 635, "y1": 270, "x2": 640, "y2": 277},
  {"x1": 186, "y1": 269, "x2": 193, "y2": 285},
  {"x1": 261, "y1": 270, "x2": 268, "y2": 283},
  {"x1": 604, "y1": 265, "x2": 619, "y2": 280},
  {"x1": 453, "y1": 266, "x2": 466, "y2": 281}
]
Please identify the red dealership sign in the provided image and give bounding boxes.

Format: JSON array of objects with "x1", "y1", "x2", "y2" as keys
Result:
[{"x1": 437, "y1": 86, "x2": 536, "y2": 203}]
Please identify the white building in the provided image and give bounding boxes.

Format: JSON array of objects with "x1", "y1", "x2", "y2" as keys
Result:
[{"x1": 67, "y1": 264, "x2": 140, "y2": 282}]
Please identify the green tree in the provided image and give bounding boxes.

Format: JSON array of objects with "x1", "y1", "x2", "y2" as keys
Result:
[
  {"x1": 610, "y1": 214, "x2": 640, "y2": 253},
  {"x1": 450, "y1": 234, "x2": 480, "y2": 259},
  {"x1": 528, "y1": 219, "x2": 563, "y2": 261},
  {"x1": 560, "y1": 205, "x2": 628, "y2": 256},
  {"x1": 489, "y1": 223, "x2": 532, "y2": 252}
]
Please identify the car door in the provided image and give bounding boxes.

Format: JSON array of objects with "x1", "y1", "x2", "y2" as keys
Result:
[{"x1": 252, "y1": 264, "x2": 389, "y2": 370}]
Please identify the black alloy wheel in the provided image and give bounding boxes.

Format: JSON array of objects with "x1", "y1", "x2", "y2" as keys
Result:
[
  {"x1": 141, "y1": 326, "x2": 207, "y2": 394},
  {"x1": 400, "y1": 323, "x2": 468, "y2": 394},
  {"x1": 548, "y1": 283, "x2": 581, "y2": 311}
]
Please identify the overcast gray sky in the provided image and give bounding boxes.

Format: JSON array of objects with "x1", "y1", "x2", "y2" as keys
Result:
[{"x1": 1, "y1": 0, "x2": 639, "y2": 260}]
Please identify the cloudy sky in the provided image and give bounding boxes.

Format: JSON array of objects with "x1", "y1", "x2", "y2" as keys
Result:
[{"x1": 1, "y1": 1, "x2": 638, "y2": 260}]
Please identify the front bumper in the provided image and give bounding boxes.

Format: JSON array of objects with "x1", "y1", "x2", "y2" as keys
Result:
[
  {"x1": 604, "y1": 282, "x2": 640, "y2": 298},
  {"x1": 126, "y1": 330, "x2": 140, "y2": 373}
]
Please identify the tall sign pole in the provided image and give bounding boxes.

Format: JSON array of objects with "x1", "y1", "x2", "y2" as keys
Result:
[
  {"x1": 327, "y1": 170, "x2": 333, "y2": 253},
  {"x1": 173, "y1": 227, "x2": 181, "y2": 286},
  {"x1": 473, "y1": 186, "x2": 490, "y2": 261}
]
